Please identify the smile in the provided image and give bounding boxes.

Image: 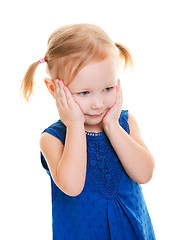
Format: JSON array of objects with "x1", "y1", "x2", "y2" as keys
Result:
[{"x1": 87, "y1": 112, "x2": 104, "y2": 118}]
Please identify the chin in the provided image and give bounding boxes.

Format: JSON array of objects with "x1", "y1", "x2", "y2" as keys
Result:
[{"x1": 85, "y1": 117, "x2": 103, "y2": 126}]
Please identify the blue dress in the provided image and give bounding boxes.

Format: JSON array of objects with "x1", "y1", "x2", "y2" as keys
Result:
[{"x1": 41, "y1": 110, "x2": 156, "y2": 240}]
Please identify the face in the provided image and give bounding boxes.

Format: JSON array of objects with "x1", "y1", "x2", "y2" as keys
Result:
[{"x1": 68, "y1": 57, "x2": 118, "y2": 131}]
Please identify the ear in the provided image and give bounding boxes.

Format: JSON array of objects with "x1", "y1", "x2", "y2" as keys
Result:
[{"x1": 44, "y1": 78, "x2": 55, "y2": 98}]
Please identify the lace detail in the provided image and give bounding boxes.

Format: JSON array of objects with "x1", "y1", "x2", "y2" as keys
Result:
[
  {"x1": 85, "y1": 131, "x2": 104, "y2": 136},
  {"x1": 85, "y1": 110, "x2": 129, "y2": 200},
  {"x1": 87, "y1": 136, "x2": 123, "y2": 200}
]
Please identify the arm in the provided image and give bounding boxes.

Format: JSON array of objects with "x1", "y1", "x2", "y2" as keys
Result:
[
  {"x1": 104, "y1": 113, "x2": 155, "y2": 184},
  {"x1": 40, "y1": 80, "x2": 87, "y2": 196},
  {"x1": 103, "y1": 80, "x2": 155, "y2": 184}
]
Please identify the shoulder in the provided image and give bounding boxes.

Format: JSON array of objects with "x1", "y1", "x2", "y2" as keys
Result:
[
  {"x1": 42, "y1": 119, "x2": 66, "y2": 145},
  {"x1": 127, "y1": 112, "x2": 141, "y2": 137},
  {"x1": 119, "y1": 110, "x2": 130, "y2": 134},
  {"x1": 43, "y1": 119, "x2": 66, "y2": 133},
  {"x1": 40, "y1": 124, "x2": 65, "y2": 174},
  {"x1": 40, "y1": 131, "x2": 64, "y2": 156}
]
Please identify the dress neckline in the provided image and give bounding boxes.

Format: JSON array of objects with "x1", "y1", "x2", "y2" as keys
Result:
[{"x1": 85, "y1": 131, "x2": 105, "y2": 138}]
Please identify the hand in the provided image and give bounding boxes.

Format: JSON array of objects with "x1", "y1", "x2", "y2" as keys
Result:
[
  {"x1": 54, "y1": 80, "x2": 85, "y2": 127},
  {"x1": 102, "y1": 79, "x2": 122, "y2": 127}
]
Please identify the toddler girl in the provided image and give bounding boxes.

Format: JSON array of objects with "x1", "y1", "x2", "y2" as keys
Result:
[{"x1": 21, "y1": 23, "x2": 156, "y2": 240}]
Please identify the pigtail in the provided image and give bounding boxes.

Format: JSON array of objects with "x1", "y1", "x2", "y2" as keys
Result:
[
  {"x1": 115, "y1": 43, "x2": 133, "y2": 70},
  {"x1": 21, "y1": 60, "x2": 41, "y2": 102}
]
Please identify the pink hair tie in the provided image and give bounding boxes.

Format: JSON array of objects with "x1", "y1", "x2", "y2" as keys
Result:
[{"x1": 39, "y1": 58, "x2": 45, "y2": 63}]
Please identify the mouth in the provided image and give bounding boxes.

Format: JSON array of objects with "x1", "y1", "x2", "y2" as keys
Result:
[{"x1": 86, "y1": 112, "x2": 104, "y2": 118}]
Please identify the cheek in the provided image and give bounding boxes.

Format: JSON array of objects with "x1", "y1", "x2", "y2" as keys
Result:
[{"x1": 107, "y1": 91, "x2": 117, "y2": 107}]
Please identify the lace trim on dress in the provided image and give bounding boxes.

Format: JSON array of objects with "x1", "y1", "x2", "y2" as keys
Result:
[{"x1": 85, "y1": 131, "x2": 104, "y2": 136}]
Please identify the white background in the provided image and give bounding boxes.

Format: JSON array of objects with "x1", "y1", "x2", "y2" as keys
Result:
[{"x1": 1, "y1": 0, "x2": 177, "y2": 239}]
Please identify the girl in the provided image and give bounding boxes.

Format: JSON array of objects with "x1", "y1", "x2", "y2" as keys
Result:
[{"x1": 21, "y1": 24, "x2": 156, "y2": 239}]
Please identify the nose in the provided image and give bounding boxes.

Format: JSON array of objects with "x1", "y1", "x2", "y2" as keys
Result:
[{"x1": 91, "y1": 95, "x2": 104, "y2": 110}]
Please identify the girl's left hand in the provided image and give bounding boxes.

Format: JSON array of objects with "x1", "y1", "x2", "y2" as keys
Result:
[{"x1": 102, "y1": 79, "x2": 122, "y2": 127}]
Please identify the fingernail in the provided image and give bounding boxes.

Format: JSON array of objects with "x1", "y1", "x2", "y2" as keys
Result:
[
  {"x1": 59, "y1": 80, "x2": 64, "y2": 87},
  {"x1": 55, "y1": 79, "x2": 59, "y2": 85}
]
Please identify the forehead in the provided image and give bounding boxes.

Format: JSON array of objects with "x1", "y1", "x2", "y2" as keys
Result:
[{"x1": 68, "y1": 57, "x2": 118, "y2": 90}]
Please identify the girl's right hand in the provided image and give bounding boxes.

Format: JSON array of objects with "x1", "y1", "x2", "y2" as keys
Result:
[{"x1": 54, "y1": 80, "x2": 85, "y2": 127}]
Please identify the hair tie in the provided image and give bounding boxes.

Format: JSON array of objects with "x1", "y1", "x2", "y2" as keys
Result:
[{"x1": 39, "y1": 58, "x2": 45, "y2": 63}]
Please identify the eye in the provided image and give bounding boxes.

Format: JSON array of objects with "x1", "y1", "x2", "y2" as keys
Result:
[
  {"x1": 78, "y1": 91, "x2": 89, "y2": 96},
  {"x1": 103, "y1": 87, "x2": 114, "y2": 92}
]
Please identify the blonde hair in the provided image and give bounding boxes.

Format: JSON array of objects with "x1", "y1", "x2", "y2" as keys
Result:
[{"x1": 21, "y1": 23, "x2": 133, "y2": 101}]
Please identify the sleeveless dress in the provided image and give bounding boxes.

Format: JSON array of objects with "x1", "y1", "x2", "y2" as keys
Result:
[{"x1": 40, "y1": 110, "x2": 156, "y2": 240}]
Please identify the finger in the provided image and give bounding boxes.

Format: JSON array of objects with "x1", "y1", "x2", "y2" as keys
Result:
[
  {"x1": 63, "y1": 86, "x2": 76, "y2": 107},
  {"x1": 115, "y1": 80, "x2": 122, "y2": 105},
  {"x1": 117, "y1": 78, "x2": 120, "y2": 86},
  {"x1": 118, "y1": 80, "x2": 123, "y2": 102},
  {"x1": 54, "y1": 79, "x2": 60, "y2": 98},
  {"x1": 117, "y1": 79, "x2": 121, "y2": 92},
  {"x1": 54, "y1": 80, "x2": 61, "y2": 103},
  {"x1": 64, "y1": 86, "x2": 84, "y2": 118},
  {"x1": 59, "y1": 81, "x2": 69, "y2": 107},
  {"x1": 55, "y1": 80, "x2": 68, "y2": 107}
]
